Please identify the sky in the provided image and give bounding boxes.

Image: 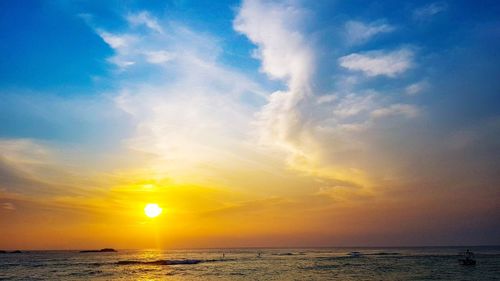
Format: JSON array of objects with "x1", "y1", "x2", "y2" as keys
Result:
[{"x1": 0, "y1": 0, "x2": 499, "y2": 250}]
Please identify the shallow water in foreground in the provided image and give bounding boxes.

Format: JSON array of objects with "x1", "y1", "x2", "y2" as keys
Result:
[{"x1": 1, "y1": 246, "x2": 499, "y2": 280}]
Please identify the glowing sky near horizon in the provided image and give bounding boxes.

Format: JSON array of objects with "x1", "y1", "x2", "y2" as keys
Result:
[{"x1": 0, "y1": 0, "x2": 499, "y2": 249}]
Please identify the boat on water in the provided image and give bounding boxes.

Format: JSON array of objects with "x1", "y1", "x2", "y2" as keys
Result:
[
  {"x1": 349, "y1": 251, "x2": 362, "y2": 257},
  {"x1": 458, "y1": 249, "x2": 476, "y2": 266}
]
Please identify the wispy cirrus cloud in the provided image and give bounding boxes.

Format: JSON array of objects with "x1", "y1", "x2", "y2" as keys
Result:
[
  {"x1": 91, "y1": 10, "x2": 274, "y2": 188},
  {"x1": 126, "y1": 11, "x2": 163, "y2": 33},
  {"x1": 0, "y1": 202, "x2": 15, "y2": 211},
  {"x1": 95, "y1": 12, "x2": 169, "y2": 69},
  {"x1": 344, "y1": 20, "x2": 395, "y2": 45},
  {"x1": 405, "y1": 80, "x2": 429, "y2": 96},
  {"x1": 144, "y1": 50, "x2": 174, "y2": 64},
  {"x1": 413, "y1": 2, "x2": 448, "y2": 20},
  {"x1": 371, "y1": 104, "x2": 419, "y2": 118}
]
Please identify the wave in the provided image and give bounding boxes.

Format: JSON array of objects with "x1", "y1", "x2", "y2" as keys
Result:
[
  {"x1": 117, "y1": 258, "x2": 233, "y2": 266},
  {"x1": 365, "y1": 252, "x2": 400, "y2": 256},
  {"x1": 272, "y1": 252, "x2": 305, "y2": 256},
  {"x1": 117, "y1": 259, "x2": 202, "y2": 265}
]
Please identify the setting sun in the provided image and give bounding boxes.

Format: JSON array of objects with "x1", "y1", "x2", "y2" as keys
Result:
[{"x1": 144, "y1": 203, "x2": 162, "y2": 218}]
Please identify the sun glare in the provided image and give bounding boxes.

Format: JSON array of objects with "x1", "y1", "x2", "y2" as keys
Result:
[{"x1": 144, "y1": 203, "x2": 162, "y2": 218}]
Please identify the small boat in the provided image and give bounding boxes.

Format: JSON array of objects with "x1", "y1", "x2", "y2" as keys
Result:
[
  {"x1": 458, "y1": 249, "x2": 476, "y2": 266},
  {"x1": 349, "y1": 251, "x2": 362, "y2": 257}
]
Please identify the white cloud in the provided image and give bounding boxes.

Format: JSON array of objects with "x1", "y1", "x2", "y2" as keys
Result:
[
  {"x1": 413, "y1": 2, "x2": 448, "y2": 20},
  {"x1": 405, "y1": 81, "x2": 428, "y2": 96},
  {"x1": 96, "y1": 18, "x2": 226, "y2": 70},
  {"x1": 234, "y1": 0, "x2": 313, "y2": 89},
  {"x1": 333, "y1": 93, "x2": 376, "y2": 118},
  {"x1": 144, "y1": 50, "x2": 174, "y2": 64},
  {"x1": 97, "y1": 31, "x2": 135, "y2": 50},
  {"x1": 127, "y1": 11, "x2": 163, "y2": 33},
  {"x1": 108, "y1": 57, "x2": 135, "y2": 68},
  {"x1": 234, "y1": 0, "x2": 314, "y2": 165},
  {"x1": 344, "y1": 20, "x2": 395, "y2": 45},
  {"x1": 95, "y1": 13, "x2": 176, "y2": 69},
  {"x1": 339, "y1": 49, "x2": 414, "y2": 77},
  {"x1": 93, "y1": 1, "x2": 426, "y2": 195},
  {"x1": 87, "y1": 13, "x2": 270, "y2": 185},
  {"x1": 234, "y1": 0, "x2": 423, "y2": 190},
  {"x1": 96, "y1": 31, "x2": 138, "y2": 68},
  {"x1": 316, "y1": 94, "x2": 337, "y2": 104}
]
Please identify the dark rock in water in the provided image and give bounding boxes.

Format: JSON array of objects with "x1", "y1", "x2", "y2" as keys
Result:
[
  {"x1": 99, "y1": 248, "x2": 117, "y2": 252},
  {"x1": 116, "y1": 258, "x2": 232, "y2": 266},
  {"x1": 117, "y1": 259, "x2": 202, "y2": 265},
  {"x1": 370, "y1": 252, "x2": 400, "y2": 256},
  {"x1": 80, "y1": 248, "x2": 117, "y2": 253},
  {"x1": 274, "y1": 252, "x2": 295, "y2": 256},
  {"x1": 0, "y1": 250, "x2": 21, "y2": 254}
]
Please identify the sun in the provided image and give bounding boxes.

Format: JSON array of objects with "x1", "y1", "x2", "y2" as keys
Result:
[{"x1": 144, "y1": 203, "x2": 162, "y2": 218}]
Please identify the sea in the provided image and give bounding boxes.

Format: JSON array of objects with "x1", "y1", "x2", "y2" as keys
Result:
[{"x1": 1, "y1": 246, "x2": 499, "y2": 280}]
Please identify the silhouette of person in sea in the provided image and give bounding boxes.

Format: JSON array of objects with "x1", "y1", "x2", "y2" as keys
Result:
[
  {"x1": 465, "y1": 249, "x2": 474, "y2": 260},
  {"x1": 459, "y1": 249, "x2": 476, "y2": 265}
]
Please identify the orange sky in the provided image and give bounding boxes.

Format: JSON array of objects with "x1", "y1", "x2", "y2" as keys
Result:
[{"x1": 1, "y1": 0, "x2": 500, "y2": 249}]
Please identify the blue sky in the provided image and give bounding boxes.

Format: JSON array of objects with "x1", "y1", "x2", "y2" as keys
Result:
[{"x1": 1, "y1": 0, "x2": 499, "y2": 248}]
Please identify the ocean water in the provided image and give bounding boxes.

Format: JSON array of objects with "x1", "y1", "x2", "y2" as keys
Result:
[{"x1": 1, "y1": 247, "x2": 499, "y2": 280}]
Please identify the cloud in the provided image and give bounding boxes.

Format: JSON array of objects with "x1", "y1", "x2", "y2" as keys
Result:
[
  {"x1": 316, "y1": 94, "x2": 337, "y2": 104},
  {"x1": 0, "y1": 202, "x2": 15, "y2": 211},
  {"x1": 2, "y1": 0, "x2": 500, "y2": 249},
  {"x1": 371, "y1": 104, "x2": 419, "y2": 118},
  {"x1": 0, "y1": 138, "x2": 110, "y2": 208},
  {"x1": 233, "y1": 1, "x2": 372, "y2": 192},
  {"x1": 97, "y1": 31, "x2": 136, "y2": 50},
  {"x1": 332, "y1": 93, "x2": 376, "y2": 118},
  {"x1": 144, "y1": 50, "x2": 174, "y2": 64},
  {"x1": 87, "y1": 9, "x2": 275, "y2": 186},
  {"x1": 96, "y1": 14, "x2": 232, "y2": 72},
  {"x1": 95, "y1": 12, "x2": 171, "y2": 69},
  {"x1": 413, "y1": 2, "x2": 448, "y2": 20},
  {"x1": 127, "y1": 11, "x2": 163, "y2": 33},
  {"x1": 234, "y1": 0, "x2": 313, "y2": 87},
  {"x1": 91, "y1": 12, "x2": 163, "y2": 69},
  {"x1": 96, "y1": 31, "x2": 138, "y2": 68},
  {"x1": 338, "y1": 48, "x2": 414, "y2": 77},
  {"x1": 234, "y1": 0, "x2": 313, "y2": 155},
  {"x1": 87, "y1": 1, "x2": 426, "y2": 202},
  {"x1": 405, "y1": 81, "x2": 428, "y2": 96},
  {"x1": 233, "y1": 0, "x2": 424, "y2": 193},
  {"x1": 344, "y1": 20, "x2": 395, "y2": 45}
]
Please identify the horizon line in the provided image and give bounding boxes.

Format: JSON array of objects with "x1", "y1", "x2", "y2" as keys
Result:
[{"x1": 2, "y1": 244, "x2": 499, "y2": 252}]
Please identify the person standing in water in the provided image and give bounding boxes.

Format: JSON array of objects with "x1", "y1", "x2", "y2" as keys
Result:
[{"x1": 465, "y1": 249, "x2": 474, "y2": 260}]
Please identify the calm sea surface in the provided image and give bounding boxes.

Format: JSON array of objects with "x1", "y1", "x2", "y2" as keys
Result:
[{"x1": 1, "y1": 247, "x2": 499, "y2": 280}]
